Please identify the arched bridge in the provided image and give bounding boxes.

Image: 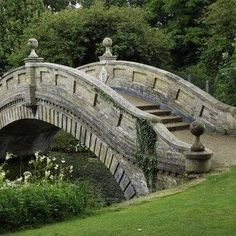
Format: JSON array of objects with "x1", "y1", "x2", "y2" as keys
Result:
[{"x1": 0, "y1": 38, "x2": 235, "y2": 199}]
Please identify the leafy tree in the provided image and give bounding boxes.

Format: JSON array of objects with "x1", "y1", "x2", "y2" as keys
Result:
[
  {"x1": 78, "y1": 0, "x2": 145, "y2": 8},
  {"x1": 214, "y1": 41, "x2": 236, "y2": 105},
  {"x1": 43, "y1": 0, "x2": 78, "y2": 11},
  {"x1": 9, "y1": 5, "x2": 173, "y2": 69},
  {"x1": 146, "y1": 0, "x2": 214, "y2": 69},
  {"x1": 0, "y1": 0, "x2": 44, "y2": 75},
  {"x1": 201, "y1": 0, "x2": 236, "y2": 76}
]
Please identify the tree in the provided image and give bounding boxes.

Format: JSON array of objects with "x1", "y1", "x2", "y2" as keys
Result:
[
  {"x1": 78, "y1": 0, "x2": 145, "y2": 8},
  {"x1": 146, "y1": 0, "x2": 214, "y2": 69},
  {"x1": 43, "y1": 0, "x2": 78, "y2": 11},
  {"x1": 9, "y1": 5, "x2": 173, "y2": 69},
  {"x1": 201, "y1": 0, "x2": 236, "y2": 76},
  {"x1": 0, "y1": 0, "x2": 44, "y2": 75},
  {"x1": 213, "y1": 40, "x2": 236, "y2": 106}
]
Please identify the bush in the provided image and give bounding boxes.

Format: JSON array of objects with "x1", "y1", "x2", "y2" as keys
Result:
[
  {"x1": 0, "y1": 152, "x2": 104, "y2": 233},
  {"x1": 50, "y1": 130, "x2": 87, "y2": 153},
  {"x1": 0, "y1": 180, "x2": 101, "y2": 233}
]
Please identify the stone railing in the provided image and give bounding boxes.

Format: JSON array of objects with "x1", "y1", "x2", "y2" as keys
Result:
[{"x1": 78, "y1": 60, "x2": 236, "y2": 135}]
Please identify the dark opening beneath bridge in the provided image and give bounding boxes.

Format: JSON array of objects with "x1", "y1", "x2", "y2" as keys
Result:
[{"x1": 0, "y1": 119, "x2": 59, "y2": 158}]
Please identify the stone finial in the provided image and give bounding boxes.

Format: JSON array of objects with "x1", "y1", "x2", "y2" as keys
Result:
[
  {"x1": 27, "y1": 38, "x2": 39, "y2": 58},
  {"x1": 24, "y1": 38, "x2": 44, "y2": 63},
  {"x1": 185, "y1": 120, "x2": 212, "y2": 174},
  {"x1": 99, "y1": 37, "x2": 117, "y2": 62},
  {"x1": 102, "y1": 37, "x2": 113, "y2": 57},
  {"x1": 190, "y1": 120, "x2": 205, "y2": 152}
]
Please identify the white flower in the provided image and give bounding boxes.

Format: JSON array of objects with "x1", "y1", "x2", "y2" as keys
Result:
[
  {"x1": 40, "y1": 155, "x2": 46, "y2": 162},
  {"x1": 23, "y1": 171, "x2": 32, "y2": 181},
  {"x1": 45, "y1": 170, "x2": 51, "y2": 178},
  {"x1": 61, "y1": 160, "x2": 65, "y2": 164},
  {"x1": 0, "y1": 172, "x2": 5, "y2": 178},
  {"x1": 69, "y1": 165, "x2": 74, "y2": 174},
  {"x1": 49, "y1": 175, "x2": 54, "y2": 180},
  {"x1": 54, "y1": 164, "x2": 59, "y2": 170},
  {"x1": 5, "y1": 152, "x2": 14, "y2": 160},
  {"x1": 52, "y1": 157, "x2": 56, "y2": 161},
  {"x1": 15, "y1": 177, "x2": 23, "y2": 183},
  {"x1": 46, "y1": 157, "x2": 51, "y2": 164}
]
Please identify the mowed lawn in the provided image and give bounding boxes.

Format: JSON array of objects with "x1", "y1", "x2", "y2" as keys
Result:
[{"x1": 8, "y1": 167, "x2": 236, "y2": 236}]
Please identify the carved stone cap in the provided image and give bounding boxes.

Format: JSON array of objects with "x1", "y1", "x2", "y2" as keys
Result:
[
  {"x1": 99, "y1": 37, "x2": 117, "y2": 62},
  {"x1": 190, "y1": 120, "x2": 205, "y2": 152},
  {"x1": 24, "y1": 38, "x2": 44, "y2": 63}
]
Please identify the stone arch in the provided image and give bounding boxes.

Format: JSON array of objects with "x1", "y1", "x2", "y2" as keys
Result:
[{"x1": 0, "y1": 98, "x2": 147, "y2": 199}]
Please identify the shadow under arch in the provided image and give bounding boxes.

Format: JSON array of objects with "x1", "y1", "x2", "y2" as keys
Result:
[{"x1": 0, "y1": 106, "x2": 140, "y2": 199}]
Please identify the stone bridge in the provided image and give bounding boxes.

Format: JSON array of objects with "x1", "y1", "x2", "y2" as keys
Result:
[{"x1": 0, "y1": 38, "x2": 235, "y2": 199}]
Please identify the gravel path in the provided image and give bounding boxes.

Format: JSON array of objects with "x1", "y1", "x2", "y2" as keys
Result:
[
  {"x1": 118, "y1": 92, "x2": 236, "y2": 170},
  {"x1": 172, "y1": 130, "x2": 236, "y2": 170}
]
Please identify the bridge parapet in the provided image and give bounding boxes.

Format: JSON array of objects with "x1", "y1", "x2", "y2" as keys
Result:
[{"x1": 78, "y1": 61, "x2": 236, "y2": 135}]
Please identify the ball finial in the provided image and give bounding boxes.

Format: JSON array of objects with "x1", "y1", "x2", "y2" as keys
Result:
[
  {"x1": 190, "y1": 120, "x2": 205, "y2": 137},
  {"x1": 27, "y1": 38, "x2": 39, "y2": 58},
  {"x1": 99, "y1": 37, "x2": 117, "y2": 61},
  {"x1": 102, "y1": 37, "x2": 113, "y2": 48},
  {"x1": 190, "y1": 120, "x2": 205, "y2": 152}
]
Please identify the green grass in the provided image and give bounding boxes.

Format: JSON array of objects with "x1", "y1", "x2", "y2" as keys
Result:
[{"x1": 7, "y1": 167, "x2": 236, "y2": 236}]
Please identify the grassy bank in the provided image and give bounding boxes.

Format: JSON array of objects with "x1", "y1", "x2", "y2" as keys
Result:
[{"x1": 7, "y1": 167, "x2": 236, "y2": 236}]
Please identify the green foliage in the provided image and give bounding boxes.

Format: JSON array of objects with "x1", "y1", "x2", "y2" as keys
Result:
[
  {"x1": 43, "y1": 0, "x2": 78, "y2": 11},
  {"x1": 177, "y1": 63, "x2": 212, "y2": 91},
  {"x1": 50, "y1": 130, "x2": 87, "y2": 153},
  {"x1": 0, "y1": 153, "x2": 103, "y2": 233},
  {"x1": 146, "y1": 0, "x2": 213, "y2": 68},
  {"x1": 201, "y1": 0, "x2": 236, "y2": 75},
  {"x1": 79, "y1": 0, "x2": 145, "y2": 8},
  {"x1": 0, "y1": 181, "x2": 100, "y2": 233},
  {"x1": 134, "y1": 119, "x2": 157, "y2": 191},
  {"x1": 0, "y1": 0, "x2": 44, "y2": 74},
  {"x1": 9, "y1": 167, "x2": 236, "y2": 236},
  {"x1": 214, "y1": 42, "x2": 236, "y2": 106},
  {"x1": 8, "y1": 5, "x2": 173, "y2": 69}
]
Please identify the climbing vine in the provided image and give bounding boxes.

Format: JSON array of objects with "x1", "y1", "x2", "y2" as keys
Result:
[{"x1": 134, "y1": 119, "x2": 158, "y2": 192}]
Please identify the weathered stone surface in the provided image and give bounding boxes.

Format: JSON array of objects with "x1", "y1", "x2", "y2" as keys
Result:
[
  {"x1": 114, "y1": 164, "x2": 124, "y2": 183},
  {"x1": 124, "y1": 184, "x2": 136, "y2": 199},
  {"x1": 109, "y1": 156, "x2": 119, "y2": 175},
  {"x1": 119, "y1": 173, "x2": 130, "y2": 191},
  {"x1": 78, "y1": 61, "x2": 236, "y2": 134}
]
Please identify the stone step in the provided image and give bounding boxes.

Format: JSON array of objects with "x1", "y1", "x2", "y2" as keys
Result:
[
  {"x1": 136, "y1": 104, "x2": 160, "y2": 110},
  {"x1": 147, "y1": 109, "x2": 172, "y2": 116},
  {"x1": 159, "y1": 115, "x2": 183, "y2": 124},
  {"x1": 166, "y1": 122, "x2": 190, "y2": 131}
]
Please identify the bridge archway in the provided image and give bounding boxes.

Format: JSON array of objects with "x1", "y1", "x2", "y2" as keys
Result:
[{"x1": 0, "y1": 95, "x2": 149, "y2": 199}]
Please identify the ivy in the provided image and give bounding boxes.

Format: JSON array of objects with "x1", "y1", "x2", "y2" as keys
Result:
[{"x1": 134, "y1": 118, "x2": 158, "y2": 192}]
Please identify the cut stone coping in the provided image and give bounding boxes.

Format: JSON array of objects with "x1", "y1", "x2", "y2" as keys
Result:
[
  {"x1": 1, "y1": 62, "x2": 161, "y2": 124},
  {"x1": 78, "y1": 60, "x2": 236, "y2": 114}
]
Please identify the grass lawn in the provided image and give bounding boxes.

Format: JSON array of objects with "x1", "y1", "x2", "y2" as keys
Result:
[{"x1": 7, "y1": 167, "x2": 236, "y2": 236}]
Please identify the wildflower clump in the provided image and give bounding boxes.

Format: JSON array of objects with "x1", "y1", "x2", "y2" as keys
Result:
[{"x1": 0, "y1": 152, "x2": 102, "y2": 233}]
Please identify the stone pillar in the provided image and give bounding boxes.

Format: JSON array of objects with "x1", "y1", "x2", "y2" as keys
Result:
[
  {"x1": 185, "y1": 120, "x2": 212, "y2": 173},
  {"x1": 24, "y1": 38, "x2": 44, "y2": 115},
  {"x1": 98, "y1": 37, "x2": 117, "y2": 62},
  {"x1": 98, "y1": 37, "x2": 117, "y2": 83}
]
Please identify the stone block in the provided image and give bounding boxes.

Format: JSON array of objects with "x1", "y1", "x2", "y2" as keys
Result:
[
  {"x1": 119, "y1": 173, "x2": 130, "y2": 191},
  {"x1": 99, "y1": 142, "x2": 108, "y2": 163},
  {"x1": 109, "y1": 156, "x2": 119, "y2": 175},
  {"x1": 105, "y1": 148, "x2": 113, "y2": 168},
  {"x1": 124, "y1": 184, "x2": 136, "y2": 199},
  {"x1": 114, "y1": 164, "x2": 124, "y2": 183},
  {"x1": 94, "y1": 137, "x2": 102, "y2": 157}
]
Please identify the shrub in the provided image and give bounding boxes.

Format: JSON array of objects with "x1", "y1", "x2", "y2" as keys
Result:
[
  {"x1": 50, "y1": 130, "x2": 87, "y2": 153},
  {"x1": 0, "y1": 152, "x2": 104, "y2": 233},
  {"x1": 0, "y1": 180, "x2": 101, "y2": 233}
]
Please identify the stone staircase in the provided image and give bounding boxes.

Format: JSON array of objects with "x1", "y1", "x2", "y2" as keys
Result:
[{"x1": 119, "y1": 93, "x2": 189, "y2": 131}]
